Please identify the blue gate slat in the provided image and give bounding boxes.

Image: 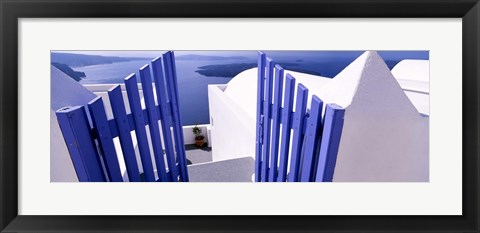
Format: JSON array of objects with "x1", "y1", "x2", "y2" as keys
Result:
[
  {"x1": 299, "y1": 95, "x2": 324, "y2": 182},
  {"x1": 278, "y1": 107, "x2": 287, "y2": 124},
  {"x1": 108, "y1": 85, "x2": 141, "y2": 182},
  {"x1": 151, "y1": 57, "x2": 179, "y2": 182},
  {"x1": 171, "y1": 51, "x2": 190, "y2": 181},
  {"x1": 255, "y1": 51, "x2": 266, "y2": 182},
  {"x1": 163, "y1": 51, "x2": 189, "y2": 182},
  {"x1": 139, "y1": 65, "x2": 169, "y2": 182},
  {"x1": 124, "y1": 74, "x2": 156, "y2": 182},
  {"x1": 287, "y1": 84, "x2": 309, "y2": 182},
  {"x1": 268, "y1": 65, "x2": 284, "y2": 182},
  {"x1": 168, "y1": 51, "x2": 189, "y2": 182},
  {"x1": 56, "y1": 106, "x2": 106, "y2": 182},
  {"x1": 315, "y1": 104, "x2": 345, "y2": 182},
  {"x1": 107, "y1": 108, "x2": 153, "y2": 138},
  {"x1": 107, "y1": 120, "x2": 120, "y2": 138},
  {"x1": 88, "y1": 97, "x2": 123, "y2": 182},
  {"x1": 277, "y1": 73, "x2": 295, "y2": 182},
  {"x1": 261, "y1": 58, "x2": 275, "y2": 182},
  {"x1": 302, "y1": 114, "x2": 309, "y2": 134}
]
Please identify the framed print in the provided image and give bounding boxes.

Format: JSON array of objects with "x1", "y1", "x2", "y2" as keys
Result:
[{"x1": 1, "y1": 0, "x2": 479, "y2": 232}]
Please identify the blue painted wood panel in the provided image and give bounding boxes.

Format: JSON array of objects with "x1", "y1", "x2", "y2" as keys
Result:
[
  {"x1": 167, "y1": 51, "x2": 189, "y2": 182},
  {"x1": 108, "y1": 85, "x2": 141, "y2": 182},
  {"x1": 255, "y1": 52, "x2": 266, "y2": 182},
  {"x1": 163, "y1": 51, "x2": 189, "y2": 182},
  {"x1": 277, "y1": 74, "x2": 295, "y2": 182},
  {"x1": 88, "y1": 97, "x2": 123, "y2": 182},
  {"x1": 261, "y1": 58, "x2": 275, "y2": 182},
  {"x1": 268, "y1": 65, "x2": 284, "y2": 182},
  {"x1": 139, "y1": 64, "x2": 169, "y2": 182},
  {"x1": 299, "y1": 95, "x2": 324, "y2": 182},
  {"x1": 287, "y1": 84, "x2": 308, "y2": 182},
  {"x1": 56, "y1": 106, "x2": 106, "y2": 182},
  {"x1": 56, "y1": 51, "x2": 193, "y2": 182},
  {"x1": 315, "y1": 104, "x2": 345, "y2": 182},
  {"x1": 124, "y1": 74, "x2": 156, "y2": 182},
  {"x1": 151, "y1": 57, "x2": 179, "y2": 182}
]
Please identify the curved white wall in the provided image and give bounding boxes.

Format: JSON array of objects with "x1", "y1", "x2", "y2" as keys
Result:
[
  {"x1": 391, "y1": 59, "x2": 430, "y2": 116},
  {"x1": 208, "y1": 84, "x2": 256, "y2": 162}
]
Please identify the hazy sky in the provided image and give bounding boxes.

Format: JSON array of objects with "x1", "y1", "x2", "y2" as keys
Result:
[
  {"x1": 52, "y1": 50, "x2": 257, "y2": 58},
  {"x1": 52, "y1": 50, "x2": 429, "y2": 61}
]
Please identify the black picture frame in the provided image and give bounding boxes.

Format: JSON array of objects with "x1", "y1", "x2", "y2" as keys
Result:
[{"x1": 1, "y1": 0, "x2": 479, "y2": 232}]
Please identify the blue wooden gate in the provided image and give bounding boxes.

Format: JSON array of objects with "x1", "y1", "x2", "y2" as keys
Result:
[
  {"x1": 56, "y1": 51, "x2": 189, "y2": 182},
  {"x1": 255, "y1": 52, "x2": 345, "y2": 182}
]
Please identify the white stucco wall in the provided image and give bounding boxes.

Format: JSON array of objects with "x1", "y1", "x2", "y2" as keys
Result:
[
  {"x1": 208, "y1": 84, "x2": 256, "y2": 162},
  {"x1": 391, "y1": 60, "x2": 430, "y2": 116},
  {"x1": 318, "y1": 52, "x2": 428, "y2": 181},
  {"x1": 391, "y1": 59, "x2": 429, "y2": 82},
  {"x1": 50, "y1": 66, "x2": 97, "y2": 182},
  {"x1": 213, "y1": 51, "x2": 429, "y2": 182}
]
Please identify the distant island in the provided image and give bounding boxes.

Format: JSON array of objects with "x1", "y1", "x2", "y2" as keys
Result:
[
  {"x1": 196, "y1": 62, "x2": 324, "y2": 78},
  {"x1": 176, "y1": 54, "x2": 250, "y2": 61},
  {"x1": 51, "y1": 53, "x2": 153, "y2": 67},
  {"x1": 196, "y1": 63, "x2": 257, "y2": 77},
  {"x1": 51, "y1": 62, "x2": 86, "y2": 81}
]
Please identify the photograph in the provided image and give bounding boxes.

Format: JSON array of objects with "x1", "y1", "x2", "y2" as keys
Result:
[
  {"x1": 51, "y1": 50, "x2": 430, "y2": 182},
  {"x1": 2, "y1": 0, "x2": 478, "y2": 231}
]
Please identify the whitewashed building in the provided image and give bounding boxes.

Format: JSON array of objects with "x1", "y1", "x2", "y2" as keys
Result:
[{"x1": 208, "y1": 51, "x2": 429, "y2": 181}]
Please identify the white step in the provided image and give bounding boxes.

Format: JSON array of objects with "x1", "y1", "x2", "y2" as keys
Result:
[{"x1": 187, "y1": 157, "x2": 254, "y2": 182}]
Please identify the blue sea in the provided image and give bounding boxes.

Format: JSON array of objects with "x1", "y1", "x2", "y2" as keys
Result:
[{"x1": 75, "y1": 51, "x2": 429, "y2": 126}]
